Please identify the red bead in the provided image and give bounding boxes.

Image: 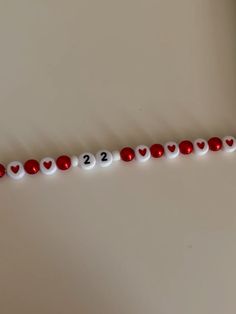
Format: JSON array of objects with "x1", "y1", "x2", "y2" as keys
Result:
[
  {"x1": 56, "y1": 155, "x2": 71, "y2": 170},
  {"x1": 0, "y1": 164, "x2": 6, "y2": 178},
  {"x1": 150, "y1": 144, "x2": 164, "y2": 158},
  {"x1": 120, "y1": 147, "x2": 135, "y2": 162},
  {"x1": 208, "y1": 137, "x2": 222, "y2": 151},
  {"x1": 24, "y1": 159, "x2": 40, "y2": 175},
  {"x1": 179, "y1": 140, "x2": 194, "y2": 155}
]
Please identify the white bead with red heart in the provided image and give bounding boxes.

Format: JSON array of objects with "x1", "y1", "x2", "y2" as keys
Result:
[
  {"x1": 79, "y1": 152, "x2": 96, "y2": 170},
  {"x1": 193, "y1": 138, "x2": 209, "y2": 156},
  {"x1": 135, "y1": 145, "x2": 151, "y2": 162},
  {"x1": 96, "y1": 150, "x2": 113, "y2": 167},
  {"x1": 222, "y1": 136, "x2": 236, "y2": 153},
  {"x1": 40, "y1": 157, "x2": 57, "y2": 175},
  {"x1": 7, "y1": 161, "x2": 25, "y2": 180},
  {"x1": 164, "y1": 142, "x2": 179, "y2": 159}
]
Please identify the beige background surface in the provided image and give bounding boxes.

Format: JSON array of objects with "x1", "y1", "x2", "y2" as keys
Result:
[{"x1": 0, "y1": 0, "x2": 236, "y2": 313}]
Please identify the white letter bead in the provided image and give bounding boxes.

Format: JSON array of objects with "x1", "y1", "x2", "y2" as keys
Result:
[
  {"x1": 135, "y1": 145, "x2": 151, "y2": 162},
  {"x1": 96, "y1": 150, "x2": 113, "y2": 167},
  {"x1": 79, "y1": 153, "x2": 96, "y2": 170},
  {"x1": 71, "y1": 156, "x2": 79, "y2": 167},
  {"x1": 164, "y1": 142, "x2": 179, "y2": 159},
  {"x1": 7, "y1": 161, "x2": 25, "y2": 180},
  {"x1": 40, "y1": 157, "x2": 57, "y2": 175},
  {"x1": 222, "y1": 136, "x2": 236, "y2": 153},
  {"x1": 193, "y1": 139, "x2": 209, "y2": 156}
]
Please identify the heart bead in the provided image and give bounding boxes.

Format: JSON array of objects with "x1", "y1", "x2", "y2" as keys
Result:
[
  {"x1": 164, "y1": 142, "x2": 179, "y2": 159},
  {"x1": 40, "y1": 157, "x2": 57, "y2": 175},
  {"x1": 7, "y1": 161, "x2": 25, "y2": 180},
  {"x1": 193, "y1": 138, "x2": 209, "y2": 156},
  {"x1": 222, "y1": 136, "x2": 236, "y2": 153},
  {"x1": 135, "y1": 145, "x2": 151, "y2": 162}
]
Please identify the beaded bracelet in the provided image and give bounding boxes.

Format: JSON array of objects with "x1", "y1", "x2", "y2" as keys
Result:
[{"x1": 0, "y1": 136, "x2": 234, "y2": 180}]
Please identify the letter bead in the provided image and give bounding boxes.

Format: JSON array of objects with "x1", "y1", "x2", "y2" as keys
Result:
[
  {"x1": 96, "y1": 150, "x2": 113, "y2": 167},
  {"x1": 79, "y1": 153, "x2": 96, "y2": 170}
]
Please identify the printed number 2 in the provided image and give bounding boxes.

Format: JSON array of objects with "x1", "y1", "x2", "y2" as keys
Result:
[
  {"x1": 83, "y1": 154, "x2": 90, "y2": 165},
  {"x1": 101, "y1": 152, "x2": 108, "y2": 162}
]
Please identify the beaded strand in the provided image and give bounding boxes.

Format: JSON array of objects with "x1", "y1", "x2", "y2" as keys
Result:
[{"x1": 0, "y1": 136, "x2": 235, "y2": 180}]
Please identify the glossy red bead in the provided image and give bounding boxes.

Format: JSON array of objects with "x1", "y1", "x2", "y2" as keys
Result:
[
  {"x1": 0, "y1": 164, "x2": 6, "y2": 178},
  {"x1": 120, "y1": 147, "x2": 135, "y2": 162},
  {"x1": 56, "y1": 155, "x2": 71, "y2": 170},
  {"x1": 24, "y1": 159, "x2": 40, "y2": 175},
  {"x1": 150, "y1": 144, "x2": 164, "y2": 158},
  {"x1": 179, "y1": 140, "x2": 194, "y2": 155},
  {"x1": 208, "y1": 137, "x2": 222, "y2": 152}
]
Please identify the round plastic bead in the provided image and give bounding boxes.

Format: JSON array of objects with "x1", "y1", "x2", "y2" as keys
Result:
[
  {"x1": 135, "y1": 145, "x2": 151, "y2": 162},
  {"x1": 71, "y1": 156, "x2": 79, "y2": 167},
  {"x1": 7, "y1": 161, "x2": 25, "y2": 180},
  {"x1": 208, "y1": 137, "x2": 222, "y2": 152},
  {"x1": 222, "y1": 136, "x2": 236, "y2": 153},
  {"x1": 24, "y1": 159, "x2": 40, "y2": 175},
  {"x1": 120, "y1": 147, "x2": 135, "y2": 162},
  {"x1": 150, "y1": 144, "x2": 164, "y2": 158},
  {"x1": 56, "y1": 155, "x2": 71, "y2": 170},
  {"x1": 112, "y1": 151, "x2": 121, "y2": 161},
  {"x1": 179, "y1": 140, "x2": 194, "y2": 155},
  {"x1": 193, "y1": 139, "x2": 209, "y2": 156},
  {"x1": 164, "y1": 142, "x2": 180, "y2": 159},
  {"x1": 79, "y1": 153, "x2": 96, "y2": 170},
  {"x1": 0, "y1": 164, "x2": 6, "y2": 178},
  {"x1": 96, "y1": 150, "x2": 113, "y2": 167},
  {"x1": 40, "y1": 157, "x2": 57, "y2": 175}
]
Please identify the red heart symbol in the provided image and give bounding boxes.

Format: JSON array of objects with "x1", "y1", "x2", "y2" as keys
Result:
[
  {"x1": 43, "y1": 161, "x2": 52, "y2": 169},
  {"x1": 11, "y1": 165, "x2": 19, "y2": 174},
  {"x1": 226, "y1": 139, "x2": 234, "y2": 147},
  {"x1": 197, "y1": 142, "x2": 205, "y2": 149},
  {"x1": 168, "y1": 145, "x2": 176, "y2": 153},
  {"x1": 139, "y1": 148, "x2": 147, "y2": 156}
]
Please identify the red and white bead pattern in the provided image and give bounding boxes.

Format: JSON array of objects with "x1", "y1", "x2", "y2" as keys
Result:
[{"x1": 1, "y1": 135, "x2": 236, "y2": 180}]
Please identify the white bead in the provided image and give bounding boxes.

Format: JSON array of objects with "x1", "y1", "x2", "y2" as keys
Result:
[
  {"x1": 193, "y1": 138, "x2": 209, "y2": 156},
  {"x1": 164, "y1": 142, "x2": 179, "y2": 159},
  {"x1": 71, "y1": 156, "x2": 79, "y2": 167},
  {"x1": 79, "y1": 152, "x2": 96, "y2": 170},
  {"x1": 7, "y1": 161, "x2": 25, "y2": 180},
  {"x1": 135, "y1": 145, "x2": 151, "y2": 162},
  {"x1": 96, "y1": 150, "x2": 113, "y2": 167},
  {"x1": 40, "y1": 157, "x2": 57, "y2": 175},
  {"x1": 112, "y1": 151, "x2": 121, "y2": 161},
  {"x1": 222, "y1": 136, "x2": 236, "y2": 153}
]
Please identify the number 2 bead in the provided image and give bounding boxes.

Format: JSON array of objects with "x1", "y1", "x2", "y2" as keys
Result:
[
  {"x1": 96, "y1": 150, "x2": 113, "y2": 167},
  {"x1": 79, "y1": 153, "x2": 96, "y2": 170}
]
